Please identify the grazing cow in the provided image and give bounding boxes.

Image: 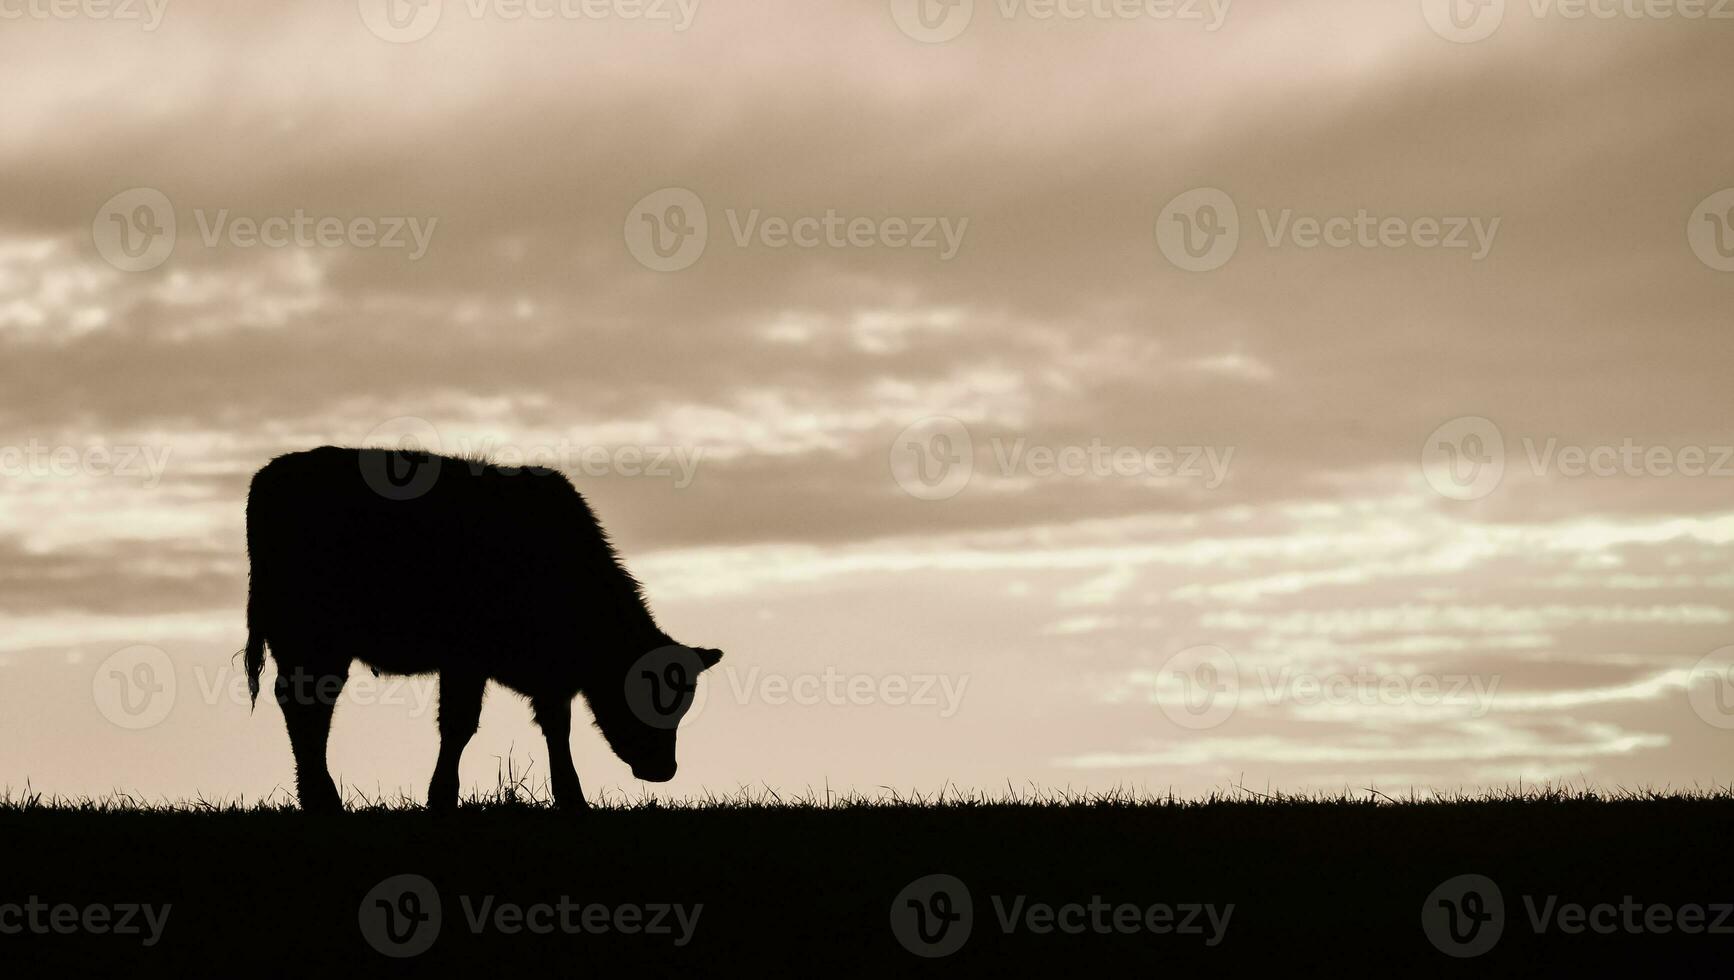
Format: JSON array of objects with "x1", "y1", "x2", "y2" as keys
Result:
[{"x1": 243, "y1": 445, "x2": 722, "y2": 812}]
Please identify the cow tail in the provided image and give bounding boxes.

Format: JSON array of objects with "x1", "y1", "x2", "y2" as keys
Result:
[{"x1": 244, "y1": 590, "x2": 266, "y2": 711}]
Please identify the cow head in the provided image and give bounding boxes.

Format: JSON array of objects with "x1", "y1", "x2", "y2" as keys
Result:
[{"x1": 589, "y1": 643, "x2": 724, "y2": 782}]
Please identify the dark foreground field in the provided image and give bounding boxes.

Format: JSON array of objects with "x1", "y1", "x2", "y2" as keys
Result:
[{"x1": 3, "y1": 785, "x2": 1731, "y2": 973}]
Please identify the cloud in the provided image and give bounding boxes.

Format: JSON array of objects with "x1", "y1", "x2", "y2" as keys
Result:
[{"x1": 3, "y1": 3, "x2": 1732, "y2": 797}]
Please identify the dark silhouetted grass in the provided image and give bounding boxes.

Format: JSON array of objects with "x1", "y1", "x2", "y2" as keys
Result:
[{"x1": 4, "y1": 776, "x2": 1731, "y2": 973}]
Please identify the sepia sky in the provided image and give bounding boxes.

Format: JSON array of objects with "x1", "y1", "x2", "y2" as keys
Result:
[{"x1": 2, "y1": 0, "x2": 1733, "y2": 803}]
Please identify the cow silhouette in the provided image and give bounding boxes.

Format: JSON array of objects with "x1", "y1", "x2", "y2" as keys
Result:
[{"x1": 243, "y1": 445, "x2": 723, "y2": 812}]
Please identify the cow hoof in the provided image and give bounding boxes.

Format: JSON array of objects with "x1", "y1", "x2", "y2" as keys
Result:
[
  {"x1": 427, "y1": 779, "x2": 459, "y2": 813},
  {"x1": 299, "y1": 795, "x2": 344, "y2": 815}
]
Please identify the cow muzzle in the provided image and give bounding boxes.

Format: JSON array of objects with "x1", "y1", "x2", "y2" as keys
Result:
[{"x1": 632, "y1": 762, "x2": 677, "y2": 783}]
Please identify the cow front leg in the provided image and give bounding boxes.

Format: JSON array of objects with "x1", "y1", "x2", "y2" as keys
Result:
[
  {"x1": 428, "y1": 669, "x2": 487, "y2": 812},
  {"x1": 276, "y1": 661, "x2": 349, "y2": 813},
  {"x1": 532, "y1": 696, "x2": 588, "y2": 812}
]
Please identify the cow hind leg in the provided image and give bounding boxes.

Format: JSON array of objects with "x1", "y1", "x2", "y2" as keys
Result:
[
  {"x1": 532, "y1": 696, "x2": 588, "y2": 812},
  {"x1": 275, "y1": 656, "x2": 351, "y2": 813},
  {"x1": 428, "y1": 669, "x2": 487, "y2": 812}
]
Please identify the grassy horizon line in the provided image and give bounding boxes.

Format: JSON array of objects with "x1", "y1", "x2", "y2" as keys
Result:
[{"x1": 5, "y1": 775, "x2": 1733, "y2": 814}]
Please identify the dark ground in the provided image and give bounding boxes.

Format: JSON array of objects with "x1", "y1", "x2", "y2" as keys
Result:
[{"x1": 2, "y1": 787, "x2": 1730, "y2": 974}]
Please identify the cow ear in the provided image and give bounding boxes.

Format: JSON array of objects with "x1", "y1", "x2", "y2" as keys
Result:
[{"x1": 696, "y1": 647, "x2": 724, "y2": 670}]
